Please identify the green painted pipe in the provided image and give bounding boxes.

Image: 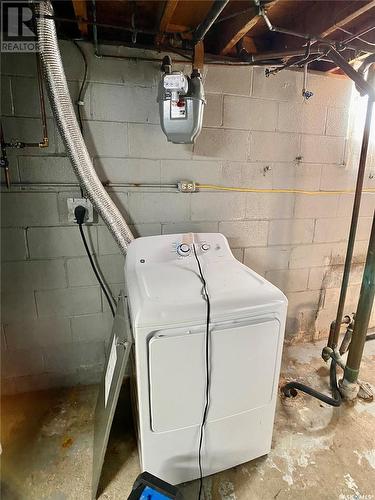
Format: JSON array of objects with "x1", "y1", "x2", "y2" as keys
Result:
[{"x1": 344, "y1": 211, "x2": 375, "y2": 384}]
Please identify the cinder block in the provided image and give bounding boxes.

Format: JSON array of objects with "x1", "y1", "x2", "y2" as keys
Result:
[
  {"x1": 219, "y1": 220, "x2": 268, "y2": 247},
  {"x1": 12, "y1": 76, "x2": 52, "y2": 117},
  {"x1": 203, "y1": 94, "x2": 223, "y2": 127},
  {"x1": 325, "y1": 107, "x2": 350, "y2": 137},
  {"x1": 191, "y1": 192, "x2": 246, "y2": 221},
  {"x1": 28, "y1": 226, "x2": 98, "y2": 258},
  {"x1": 1, "y1": 228, "x2": 27, "y2": 261},
  {"x1": 90, "y1": 83, "x2": 159, "y2": 124},
  {"x1": 204, "y1": 65, "x2": 252, "y2": 95},
  {"x1": 1, "y1": 348, "x2": 44, "y2": 378},
  {"x1": 1, "y1": 193, "x2": 59, "y2": 227},
  {"x1": 223, "y1": 96, "x2": 277, "y2": 131},
  {"x1": 1, "y1": 290, "x2": 37, "y2": 322},
  {"x1": 94, "y1": 157, "x2": 161, "y2": 184},
  {"x1": 252, "y1": 68, "x2": 303, "y2": 101},
  {"x1": 1, "y1": 52, "x2": 37, "y2": 77},
  {"x1": 18, "y1": 156, "x2": 76, "y2": 183},
  {"x1": 249, "y1": 131, "x2": 300, "y2": 162},
  {"x1": 129, "y1": 124, "x2": 192, "y2": 159},
  {"x1": 194, "y1": 128, "x2": 250, "y2": 160},
  {"x1": 84, "y1": 45, "x2": 158, "y2": 86},
  {"x1": 36, "y1": 286, "x2": 102, "y2": 318},
  {"x1": 127, "y1": 192, "x2": 190, "y2": 223},
  {"x1": 246, "y1": 193, "x2": 295, "y2": 219},
  {"x1": 338, "y1": 192, "x2": 375, "y2": 218},
  {"x1": 231, "y1": 248, "x2": 244, "y2": 263},
  {"x1": 266, "y1": 269, "x2": 309, "y2": 292},
  {"x1": 83, "y1": 121, "x2": 128, "y2": 157},
  {"x1": 301, "y1": 135, "x2": 345, "y2": 164},
  {"x1": 324, "y1": 284, "x2": 361, "y2": 308},
  {"x1": 314, "y1": 217, "x2": 353, "y2": 243},
  {"x1": 71, "y1": 312, "x2": 113, "y2": 342},
  {"x1": 161, "y1": 159, "x2": 222, "y2": 184},
  {"x1": 43, "y1": 340, "x2": 105, "y2": 374},
  {"x1": 2, "y1": 260, "x2": 67, "y2": 292},
  {"x1": 1, "y1": 76, "x2": 13, "y2": 115},
  {"x1": 67, "y1": 254, "x2": 125, "y2": 286},
  {"x1": 98, "y1": 223, "x2": 161, "y2": 255},
  {"x1": 243, "y1": 246, "x2": 291, "y2": 275},
  {"x1": 162, "y1": 221, "x2": 219, "y2": 235},
  {"x1": 272, "y1": 163, "x2": 321, "y2": 191},
  {"x1": 278, "y1": 101, "x2": 327, "y2": 135},
  {"x1": 320, "y1": 164, "x2": 356, "y2": 191},
  {"x1": 330, "y1": 240, "x2": 369, "y2": 266},
  {"x1": 59, "y1": 40, "x2": 88, "y2": 81},
  {"x1": 294, "y1": 194, "x2": 339, "y2": 219},
  {"x1": 269, "y1": 219, "x2": 314, "y2": 245},
  {"x1": 289, "y1": 243, "x2": 333, "y2": 269},
  {"x1": 1, "y1": 117, "x2": 56, "y2": 153},
  {"x1": 229, "y1": 162, "x2": 272, "y2": 189},
  {"x1": 308, "y1": 263, "x2": 364, "y2": 291},
  {"x1": 1, "y1": 152, "x2": 19, "y2": 183},
  {"x1": 4, "y1": 317, "x2": 72, "y2": 349},
  {"x1": 308, "y1": 73, "x2": 352, "y2": 107},
  {"x1": 285, "y1": 290, "x2": 321, "y2": 317}
]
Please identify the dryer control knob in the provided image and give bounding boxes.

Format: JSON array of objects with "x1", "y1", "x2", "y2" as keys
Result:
[
  {"x1": 177, "y1": 243, "x2": 191, "y2": 256},
  {"x1": 201, "y1": 243, "x2": 210, "y2": 251}
]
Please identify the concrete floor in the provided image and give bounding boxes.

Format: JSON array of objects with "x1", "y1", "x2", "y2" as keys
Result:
[{"x1": 1, "y1": 339, "x2": 375, "y2": 500}]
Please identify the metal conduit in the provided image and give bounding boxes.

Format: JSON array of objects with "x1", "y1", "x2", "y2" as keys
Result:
[{"x1": 35, "y1": 0, "x2": 134, "y2": 255}]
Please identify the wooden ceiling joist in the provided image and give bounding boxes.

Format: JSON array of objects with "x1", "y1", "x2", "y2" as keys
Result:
[
  {"x1": 71, "y1": 0, "x2": 88, "y2": 36},
  {"x1": 320, "y1": 0, "x2": 375, "y2": 39},
  {"x1": 159, "y1": 0, "x2": 179, "y2": 34},
  {"x1": 218, "y1": 0, "x2": 278, "y2": 55}
]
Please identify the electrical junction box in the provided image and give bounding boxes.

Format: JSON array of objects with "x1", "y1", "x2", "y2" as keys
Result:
[{"x1": 124, "y1": 232, "x2": 288, "y2": 485}]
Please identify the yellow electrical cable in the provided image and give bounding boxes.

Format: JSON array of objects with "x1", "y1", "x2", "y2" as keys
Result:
[{"x1": 196, "y1": 184, "x2": 375, "y2": 196}]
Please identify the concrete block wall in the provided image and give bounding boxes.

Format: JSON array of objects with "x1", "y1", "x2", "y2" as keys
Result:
[{"x1": 1, "y1": 41, "x2": 374, "y2": 394}]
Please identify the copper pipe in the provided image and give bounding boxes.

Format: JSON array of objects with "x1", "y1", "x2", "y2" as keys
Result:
[{"x1": 35, "y1": 52, "x2": 49, "y2": 148}]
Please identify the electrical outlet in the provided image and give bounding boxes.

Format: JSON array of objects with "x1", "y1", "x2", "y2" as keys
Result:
[
  {"x1": 67, "y1": 198, "x2": 95, "y2": 223},
  {"x1": 178, "y1": 180, "x2": 196, "y2": 192}
]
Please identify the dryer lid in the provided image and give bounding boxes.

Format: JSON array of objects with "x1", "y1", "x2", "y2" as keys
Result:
[{"x1": 125, "y1": 233, "x2": 287, "y2": 328}]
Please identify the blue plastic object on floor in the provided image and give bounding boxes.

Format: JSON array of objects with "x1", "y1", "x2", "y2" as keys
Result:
[
  {"x1": 128, "y1": 471, "x2": 182, "y2": 500},
  {"x1": 140, "y1": 485, "x2": 173, "y2": 500}
]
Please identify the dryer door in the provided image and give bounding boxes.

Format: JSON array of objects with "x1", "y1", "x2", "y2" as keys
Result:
[{"x1": 148, "y1": 318, "x2": 281, "y2": 433}]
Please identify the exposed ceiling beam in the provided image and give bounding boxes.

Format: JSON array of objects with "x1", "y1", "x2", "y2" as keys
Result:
[
  {"x1": 320, "y1": 0, "x2": 375, "y2": 38},
  {"x1": 71, "y1": 0, "x2": 88, "y2": 36},
  {"x1": 218, "y1": 0, "x2": 279, "y2": 55},
  {"x1": 159, "y1": 0, "x2": 179, "y2": 34},
  {"x1": 274, "y1": 1, "x2": 375, "y2": 53}
]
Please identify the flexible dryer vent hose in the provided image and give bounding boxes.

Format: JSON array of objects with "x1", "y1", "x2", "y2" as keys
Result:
[{"x1": 35, "y1": 0, "x2": 134, "y2": 255}]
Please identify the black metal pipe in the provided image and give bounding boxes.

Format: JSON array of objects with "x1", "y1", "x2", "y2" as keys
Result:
[
  {"x1": 344, "y1": 211, "x2": 375, "y2": 384},
  {"x1": 283, "y1": 359, "x2": 341, "y2": 407},
  {"x1": 328, "y1": 48, "x2": 375, "y2": 99},
  {"x1": 193, "y1": 0, "x2": 229, "y2": 43},
  {"x1": 328, "y1": 67, "x2": 375, "y2": 350}
]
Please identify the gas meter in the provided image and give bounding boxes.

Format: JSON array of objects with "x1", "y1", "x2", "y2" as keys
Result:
[{"x1": 157, "y1": 56, "x2": 205, "y2": 144}]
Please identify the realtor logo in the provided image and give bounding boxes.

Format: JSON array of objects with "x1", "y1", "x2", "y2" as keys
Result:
[{"x1": 1, "y1": 1, "x2": 39, "y2": 52}]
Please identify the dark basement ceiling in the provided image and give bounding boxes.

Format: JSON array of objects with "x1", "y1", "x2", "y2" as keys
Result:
[{"x1": 52, "y1": 0, "x2": 375, "y2": 74}]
